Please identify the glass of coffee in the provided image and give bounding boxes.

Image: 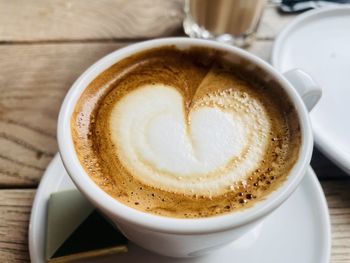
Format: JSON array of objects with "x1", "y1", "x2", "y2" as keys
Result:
[
  {"x1": 183, "y1": 0, "x2": 267, "y2": 47},
  {"x1": 58, "y1": 38, "x2": 321, "y2": 258}
]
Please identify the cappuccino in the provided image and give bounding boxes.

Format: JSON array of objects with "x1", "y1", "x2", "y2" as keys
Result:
[{"x1": 72, "y1": 47, "x2": 301, "y2": 218}]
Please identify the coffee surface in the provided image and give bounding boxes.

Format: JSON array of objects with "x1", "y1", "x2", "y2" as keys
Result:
[{"x1": 72, "y1": 47, "x2": 301, "y2": 218}]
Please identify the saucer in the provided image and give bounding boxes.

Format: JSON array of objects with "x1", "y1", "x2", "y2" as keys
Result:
[
  {"x1": 29, "y1": 154, "x2": 331, "y2": 263},
  {"x1": 272, "y1": 7, "x2": 350, "y2": 174}
]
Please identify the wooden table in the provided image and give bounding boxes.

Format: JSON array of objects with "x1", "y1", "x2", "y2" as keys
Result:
[{"x1": 0, "y1": 1, "x2": 349, "y2": 262}]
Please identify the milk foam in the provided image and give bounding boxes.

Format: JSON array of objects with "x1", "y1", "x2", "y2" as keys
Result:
[{"x1": 110, "y1": 84, "x2": 270, "y2": 196}]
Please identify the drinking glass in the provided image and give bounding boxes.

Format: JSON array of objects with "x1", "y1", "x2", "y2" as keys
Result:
[{"x1": 183, "y1": 0, "x2": 267, "y2": 47}]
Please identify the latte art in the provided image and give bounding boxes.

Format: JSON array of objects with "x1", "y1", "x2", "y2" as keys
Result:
[
  {"x1": 72, "y1": 47, "x2": 301, "y2": 218},
  {"x1": 110, "y1": 84, "x2": 270, "y2": 196}
]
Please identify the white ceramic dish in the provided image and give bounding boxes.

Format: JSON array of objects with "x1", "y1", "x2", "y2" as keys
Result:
[
  {"x1": 272, "y1": 6, "x2": 350, "y2": 174},
  {"x1": 29, "y1": 154, "x2": 331, "y2": 263}
]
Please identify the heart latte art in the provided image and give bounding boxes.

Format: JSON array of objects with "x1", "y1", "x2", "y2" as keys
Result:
[
  {"x1": 111, "y1": 84, "x2": 269, "y2": 196},
  {"x1": 72, "y1": 47, "x2": 301, "y2": 218}
]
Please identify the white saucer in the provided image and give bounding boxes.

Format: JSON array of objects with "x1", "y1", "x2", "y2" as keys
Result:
[
  {"x1": 272, "y1": 7, "x2": 350, "y2": 174},
  {"x1": 29, "y1": 154, "x2": 331, "y2": 263}
]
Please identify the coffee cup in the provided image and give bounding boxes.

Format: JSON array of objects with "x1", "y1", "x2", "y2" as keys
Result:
[{"x1": 58, "y1": 38, "x2": 321, "y2": 258}]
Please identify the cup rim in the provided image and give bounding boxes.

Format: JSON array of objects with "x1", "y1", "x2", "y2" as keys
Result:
[{"x1": 58, "y1": 37, "x2": 313, "y2": 235}]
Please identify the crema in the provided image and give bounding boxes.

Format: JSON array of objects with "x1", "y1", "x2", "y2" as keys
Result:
[{"x1": 71, "y1": 47, "x2": 301, "y2": 218}]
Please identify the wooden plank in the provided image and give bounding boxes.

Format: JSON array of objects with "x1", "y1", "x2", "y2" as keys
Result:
[
  {"x1": 0, "y1": 42, "x2": 128, "y2": 186},
  {"x1": 0, "y1": 189, "x2": 34, "y2": 262},
  {"x1": 0, "y1": 0, "x2": 184, "y2": 42},
  {"x1": 322, "y1": 180, "x2": 350, "y2": 262},
  {"x1": 0, "y1": 181, "x2": 349, "y2": 262}
]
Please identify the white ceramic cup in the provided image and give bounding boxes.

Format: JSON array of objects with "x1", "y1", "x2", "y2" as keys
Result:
[{"x1": 57, "y1": 38, "x2": 321, "y2": 258}]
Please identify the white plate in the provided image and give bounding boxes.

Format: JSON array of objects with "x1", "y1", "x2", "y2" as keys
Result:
[
  {"x1": 272, "y1": 6, "x2": 350, "y2": 174},
  {"x1": 29, "y1": 154, "x2": 331, "y2": 263}
]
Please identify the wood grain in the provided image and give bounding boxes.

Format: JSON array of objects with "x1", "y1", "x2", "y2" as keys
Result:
[
  {"x1": 0, "y1": 0, "x2": 184, "y2": 42},
  {"x1": 0, "y1": 190, "x2": 34, "y2": 262},
  {"x1": 323, "y1": 180, "x2": 350, "y2": 262},
  {"x1": 0, "y1": 43, "x2": 128, "y2": 186}
]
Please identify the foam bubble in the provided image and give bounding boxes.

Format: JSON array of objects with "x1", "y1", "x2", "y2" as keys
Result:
[{"x1": 109, "y1": 84, "x2": 271, "y2": 196}]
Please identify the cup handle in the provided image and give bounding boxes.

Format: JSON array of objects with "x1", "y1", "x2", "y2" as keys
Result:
[{"x1": 283, "y1": 69, "x2": 322, "y2": 112}]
